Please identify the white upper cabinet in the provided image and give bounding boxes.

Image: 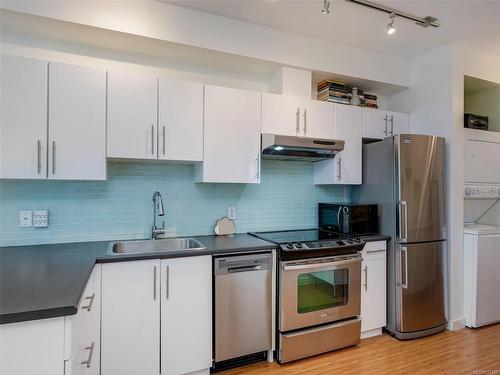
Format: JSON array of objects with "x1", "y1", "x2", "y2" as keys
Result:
[
  {"x1": 101, "y1": 260, "x2": 161, "y2": 375},
  {"x1": 196, "y1": 85, "x2": 261, "y2": 183},
  {"x1": 107, "y1": 70, "x2": 158, "y2": 159},
  {"x1": 261, "y1": 92, "x2": 334, "y2": 139},
  {"x1": 161, "y1": 256, "x2": 212, "y2": 375},
  {"x1": 261, "y1": 92, "x2": 302, "y2": 136},
  {"x1": 1, "y1": 55, "x2": 48, "y2": 179},
  {"x1": 314, "y1": 104, "x2": 362, "y2": 185},
  {"x1": 48, "y1": 62, "x2": 106, "y2": 180},
  {"x1": 158, "y1": 78, "x2": 203, "y2": 161},
  {"x1": 304, "y1": 99, "x2": 334, "y2": 139},
  {"x1": 362, "y1": 108, "x2": 409, "y2": 140}
]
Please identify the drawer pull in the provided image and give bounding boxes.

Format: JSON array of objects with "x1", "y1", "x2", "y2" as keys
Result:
[
  {"x1": 81, "y1": 342, "x2": 95, "y2": 368},
  {"x1": 81, "y1": 293, "x2": 95, "y2": 312}
]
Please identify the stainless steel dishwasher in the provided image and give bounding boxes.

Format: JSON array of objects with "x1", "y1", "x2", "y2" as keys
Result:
[{"x1": 214, "y1": 252, "x2": 273, "y2": 365}]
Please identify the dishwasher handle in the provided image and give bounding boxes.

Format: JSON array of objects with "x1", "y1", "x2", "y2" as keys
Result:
[{"x1": 228, "y1": 265, "x2": 262, "y2": 273}]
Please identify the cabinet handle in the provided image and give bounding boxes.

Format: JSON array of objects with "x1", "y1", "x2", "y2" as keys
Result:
[
  {"x1": 296, "y1": 108, "x2": 300, "y2": 135},
  {"x1": 37, "y1": 140, "x2": 42, "y2": 174},
  {"x1": 384, "y1": 115, "x2": 388, "y2": 136},
  {"x1": 337, "y1": 157, "x2": 342, "y2": 181},
  {"x1": 303, "y1": 109, "x2": 307, "y2": 135},
  {"x1": 390, "y1": 115, "x2": 394, "y2": 135},
  {"x1": 153, "y1": 266, "x2": 157, "y2": 300},
  {"x1": 81, "y1": 342, "x2": 95, "y2": 368},
  {"x1": 162, "y1": 126, "x2": 166, "y2": 155},
  {"x1": 400, "y1": 246, "x2": 408, "y2": 289},
  {"x1": 166, "y1": 265, "x2": 170, "y2": 299},
  {"x1": 151, "y1": 125, "x2": 155, "y2": 155},
  {"x1": 51, "y1": 141, "x2": 56, "y2": 174},
  {"x1": 81, "y1": 293, "x2": 95, "y2": 312},
  {"x1": 363, "y1": 266, "x2": 368, "y2": 291}
]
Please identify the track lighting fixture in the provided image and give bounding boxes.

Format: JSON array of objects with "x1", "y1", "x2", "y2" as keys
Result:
[
  {"x1": 321, "y1": 0, "x2": 331, "y2": 15},
  {"x1": 387, "y1": 12, "x2": 396, "y2": 35}
]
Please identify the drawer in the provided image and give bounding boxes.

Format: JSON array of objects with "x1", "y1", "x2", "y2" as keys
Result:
[{"x1": 362, "y1": 241, "x2": 387, "y2": 259}]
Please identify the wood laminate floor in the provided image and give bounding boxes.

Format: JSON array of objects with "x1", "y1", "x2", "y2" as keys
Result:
[{"x1": 221, "y1": 323, "x2": 500, "y2": 375}]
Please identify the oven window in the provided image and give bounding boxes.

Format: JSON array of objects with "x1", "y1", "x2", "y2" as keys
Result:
[{"x1": 297, "y1": 269, "x2": 349, "y2": 313}]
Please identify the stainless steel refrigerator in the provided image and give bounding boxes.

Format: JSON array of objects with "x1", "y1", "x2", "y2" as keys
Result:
[{"x1": 353, "y1": 134, "x2": 447, "y2": 339}]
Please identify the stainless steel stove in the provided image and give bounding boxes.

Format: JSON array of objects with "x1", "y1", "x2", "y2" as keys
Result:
[
  {"x1": 249, "y1": 228, "x2": 365, "y2": 363},
  {"x1": 249, "y1": 228, "x2": 365, "y2": 260}
]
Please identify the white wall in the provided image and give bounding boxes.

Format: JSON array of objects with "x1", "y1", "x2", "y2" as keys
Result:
[
  {"x1": 0, "y1": 0, "x2": 410, "y2": 88},
  {"x1": 465, "y1": 87, "x2": 500, "y2": 132}
]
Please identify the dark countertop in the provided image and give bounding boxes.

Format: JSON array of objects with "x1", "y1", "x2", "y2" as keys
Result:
[
  {"x1": 0, "y1": 233, "x2": 390, "y2": 325},
  {"x1": 0, "y1": 234, "x2": 275, "y2": 325}
]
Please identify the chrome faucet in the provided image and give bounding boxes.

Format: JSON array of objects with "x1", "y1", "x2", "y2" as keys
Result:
[{"x1": 152, "y1": 191, "x2": 166, "y2": 239}]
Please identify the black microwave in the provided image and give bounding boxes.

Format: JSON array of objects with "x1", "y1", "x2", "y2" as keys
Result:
[{"x1": 319, "y1": 203, "x2": 378, "y2": 235}]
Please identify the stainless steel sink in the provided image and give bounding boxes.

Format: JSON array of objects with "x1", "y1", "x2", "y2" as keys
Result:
[{"x1": 108, "y1": 238, "x2": 207, "y2": 255}]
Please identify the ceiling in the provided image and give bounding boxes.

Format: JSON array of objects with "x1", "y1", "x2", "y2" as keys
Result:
[{"x1": 164, "y1": 0, "x2": 500, "y2": 60}]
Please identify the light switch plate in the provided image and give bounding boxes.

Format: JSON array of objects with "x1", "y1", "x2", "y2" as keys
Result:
[
  {"x1": 19, "y1": 211, "x2": 32, "y2": 227},
  {"x1": 33, "y1": 210, "x2": 49, "y2": 228},
  {"x1": 227, "y1": 206, "x2": 236, "y2": 220}
]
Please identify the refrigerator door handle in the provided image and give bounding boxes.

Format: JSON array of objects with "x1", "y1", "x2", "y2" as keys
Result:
[
  {"x1": 398, "y1": 201, "x2": 408, "y2": 241},
  {"x1": 400, "y1": 246, "x2": 408, "y2": 289}
]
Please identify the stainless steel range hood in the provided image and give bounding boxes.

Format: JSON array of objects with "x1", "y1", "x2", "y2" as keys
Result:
[{"x1": 261, "y1": 133, "x2": 344, "y2": 161}]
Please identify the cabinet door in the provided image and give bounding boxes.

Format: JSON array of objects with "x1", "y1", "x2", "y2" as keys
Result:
[
  {"x1": 158, "y1": 78, "x2": 203, "y2": 161},
  {"x1": 465, "y1": 139, "x2": 500, "y2": 184},
  {"x1": 48, "y1": 62, "x2": 106, "y2": 180},
  {"x1": 304, "y1": 100, "x2": 334, "y2": 139},
  {"x1": 362, "y1": 108, "x2": 387, "y2": 140},
  {"x1": 261, "y1": 92, "x2": 302, "y2": 136},
  {"x1": 107, "y1": 70, "x2": 158, "y2": 159},
  {"x1": 161, "y1": 256, "x2": 212, "y2": 375},
  {"x1": 1, "y1": 55, "x2": 47, "y2": 179},
  {"x1": 334, "y1": 105, "x2": 362, "y2": 184},
  {"x1": 101, "y1": 260, "x2": 160, "y2": 375},
  {"x1": 199, "y1": 85, "x2": 261, "y2": 183},
  {"x1": 387, "y1": 111, "x2": 409, "y2": 136},
  {"x1": 361, "y1": 256, "x2": 387, "y2": 332}
]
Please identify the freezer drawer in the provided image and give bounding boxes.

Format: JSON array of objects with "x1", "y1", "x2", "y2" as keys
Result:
[
  {"x1": 396, "y1": 241, "x2": 447, "y2": 333},
  {"x1": 279, "y1": 318, "x2": 361, "y2": 363}
]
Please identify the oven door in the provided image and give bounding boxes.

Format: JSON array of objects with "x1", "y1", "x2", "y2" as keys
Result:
[{"x1": 279, "y1": 255, "x2": 361, "y2": 332}]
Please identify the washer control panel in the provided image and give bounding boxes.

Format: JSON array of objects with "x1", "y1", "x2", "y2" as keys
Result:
[{"x1": 464, "y1": 184, "x2": 500, "y2": 199}]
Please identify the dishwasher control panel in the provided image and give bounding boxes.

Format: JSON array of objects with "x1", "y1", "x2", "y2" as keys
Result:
[{"x1": 464, "y1": 184, "x2": 500, "y2": 199}]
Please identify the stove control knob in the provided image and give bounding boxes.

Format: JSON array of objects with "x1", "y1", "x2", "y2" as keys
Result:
[
  {"x1": 285, "y1": 243, "x2": 294, "y2": 249},
  {"x1": 294, "y1": 242, "x2": 303, "y2": 249},
  {"x1": 337, "y1": 240, "x2": 345, "y2": 246},
  {"x1": 354, "y1": 238, "x2": 361, "y2": 243}
]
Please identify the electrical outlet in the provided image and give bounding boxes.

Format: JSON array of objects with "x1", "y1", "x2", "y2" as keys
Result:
[
  {"x1": 19, "y1": 211, "x2": 32, "y2": 227},
  {"x1": 33, "y1": 210, "x2": 49, "y2": 228},
  {"x1": 227, "y1": 206, "x2": 236, "y2": 220}
]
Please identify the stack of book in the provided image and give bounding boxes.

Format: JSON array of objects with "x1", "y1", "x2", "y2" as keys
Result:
[
  {"x1": 364, "y1": 93, "x2": 378, "y2": 109},
  {"x1": 317, "y1": 80, "x2": 352, "y2": 105}
]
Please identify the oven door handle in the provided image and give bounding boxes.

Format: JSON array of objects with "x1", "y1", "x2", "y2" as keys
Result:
[{"x1": 282, "y1": 258, "x2": 361, "y2": 271}]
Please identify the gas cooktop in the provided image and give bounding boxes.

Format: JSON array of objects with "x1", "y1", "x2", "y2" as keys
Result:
[{"x1": 249, "y1": 228, "x2": 365, "y2": 260}]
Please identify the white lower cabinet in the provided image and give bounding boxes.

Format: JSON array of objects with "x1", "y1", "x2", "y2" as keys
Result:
[
  {"x1": 360, "y1": 241, "x2": 387, "y2": 338},
  {"x1": 101, "y1": 259, "x2": 161, "y2": 375},
  {"x1": 161, "y1": 256, "x2": 212, "y2": 375},
  {"x1": 101, "y1": 256, "x2": 212, "y2": 375},
  {"x1": 65, "y1": 265, "x2": 101, "y2": 375}
]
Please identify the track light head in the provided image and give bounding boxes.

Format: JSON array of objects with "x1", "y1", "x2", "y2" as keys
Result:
[
  {"x1": 387, "y1": 12, "x2": 396, "y2": 35},
  {"x1": 321, "y1": 0, "x2": 331, "y2": 14}
]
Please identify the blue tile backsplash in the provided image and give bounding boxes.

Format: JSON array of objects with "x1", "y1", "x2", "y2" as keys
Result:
[{"x1": 0, "y1": 160, "x2": 349, "y2": 247}]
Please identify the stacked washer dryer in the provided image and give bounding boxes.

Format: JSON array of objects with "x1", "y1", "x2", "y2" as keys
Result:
[{"x1": 463, "y1": 184, "x2": 500, "y2": 328}]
